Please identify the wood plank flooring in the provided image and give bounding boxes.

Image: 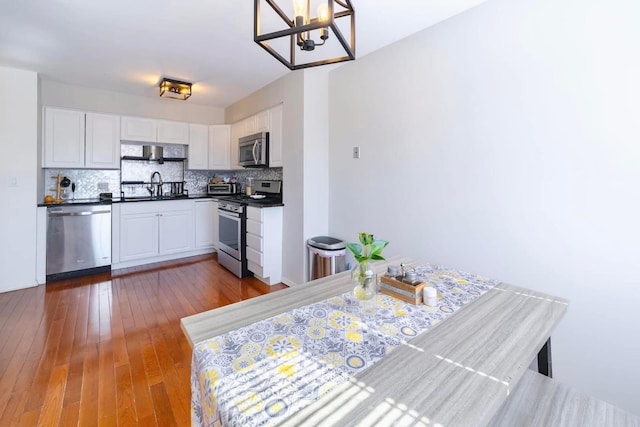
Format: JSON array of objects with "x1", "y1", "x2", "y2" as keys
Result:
[{"x1": 0, "y1": 254, "x2": 287, "y2": 426}]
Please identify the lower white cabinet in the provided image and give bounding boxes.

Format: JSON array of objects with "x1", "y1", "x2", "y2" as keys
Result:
[
  {"x1": 246, "y1": 206, "x2": 283, "y2": 285},
  {"x1": 119, "y1": 200, "x2": 194, "y2": 263},
  {"x1": 194, "y1": 199, "x2": 218, "y2": 249}
]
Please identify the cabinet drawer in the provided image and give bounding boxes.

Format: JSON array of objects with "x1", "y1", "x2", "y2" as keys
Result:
[
  {"x1": 246, "y1": 233, "x2": 263, "y2": 252},
  {"x1": 247, "y1": 260, "x2": 264, "y2": 277},
  {"x1": 247, "y1": 206, "x2": 263, "y2": 221},
  {"x1": 246, "y1": 247, "x2": 263, "y2": 266},
  {"x1": 246, "y1": 218, "x2": 263, "y2": 237}
]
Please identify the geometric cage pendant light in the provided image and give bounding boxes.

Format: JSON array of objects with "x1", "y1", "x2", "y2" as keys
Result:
[{"x1": 254, "y1": 0, "x2": 355, "y2": 70}]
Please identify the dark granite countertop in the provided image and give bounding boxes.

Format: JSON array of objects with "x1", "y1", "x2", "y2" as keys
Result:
[{"x1": 38, "y1": 194, "x2": 284, "y2": 208}]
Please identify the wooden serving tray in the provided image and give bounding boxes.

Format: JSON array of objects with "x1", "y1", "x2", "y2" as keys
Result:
[{"x1": 379, "y1": 274, "x2": 427, "y2": 305}]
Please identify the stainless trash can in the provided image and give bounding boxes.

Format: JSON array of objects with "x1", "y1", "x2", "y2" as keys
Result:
[{"x1": 307, "y1": 236, "x2": 347, "y2": 281}]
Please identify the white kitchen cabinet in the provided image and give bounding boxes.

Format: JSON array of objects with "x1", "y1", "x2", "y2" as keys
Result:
[
  {"x1": 43, "y1": 107, "x2": 120, "y2": 169},
  {"x1": 121, "y1": 116, "x2": 157, "y2": 142},
  {"x1": 187, "y1": 124, "x2": 209, "y2": 170},
  {"x1": 209, "y1": 125, "x2": 230, "y2": 170},
  {"x1": 119, "y1": 200, "x2": 194, "y2": 262},
  {"x1": 158, "y1": 209, "x2": 194, "y2": 254},
  {"x1": 268, "y1": 104, "x2": 283, "y2": 167},
  {"x1": 85, "y1": 113, "x2": 121, "y2": 169},
  {"x1": 120, "y1": 212, "x2": 159, "y2": 261},
  {"x1": 230, "y1": 105, "x2": 283, "y2": 169},
  {"x1": 246, "y1": 206, "x2": 283, "y2": 285},
  {"x1": 230, "y1": 121, "x2": 244, "y2": 169},
  {"x1": 194, "y1": 199, "x2": 218, "y2": 249},
  {"x1": 43, "y1": 107, "x2": 85, "y2": 168},
  {"x1": 244, "y1": 110, "x2": 269, "y2": 135},
  {"x1": 157, "y1": 120, "x2": 189, "y2": 145},
  {"x1": 187, "y1": 124, "x2": 231, "y2": 170}
]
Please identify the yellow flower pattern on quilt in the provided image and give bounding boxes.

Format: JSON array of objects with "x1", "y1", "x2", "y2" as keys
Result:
[{"x1": 191, "y1": 264, "x2": 498, "y2": 427}]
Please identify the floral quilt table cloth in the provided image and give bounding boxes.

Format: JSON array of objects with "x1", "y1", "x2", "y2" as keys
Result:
[{"x1": 191, "y1": 264, "x2": 498, "y2": 427}]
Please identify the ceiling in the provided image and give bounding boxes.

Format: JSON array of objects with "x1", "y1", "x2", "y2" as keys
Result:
[{"x1": 0, "y1": 0, "x2": 485, "y2": 108}]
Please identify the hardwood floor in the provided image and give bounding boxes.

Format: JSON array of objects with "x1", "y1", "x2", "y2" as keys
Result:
[{"x1": 0, "y1": 254, "x2": 287, "y2": 426}]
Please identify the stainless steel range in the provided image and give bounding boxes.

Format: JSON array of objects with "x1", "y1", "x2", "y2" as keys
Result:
[{"x1": 217, "y1": 201, "x2": 251, "y2": 278}]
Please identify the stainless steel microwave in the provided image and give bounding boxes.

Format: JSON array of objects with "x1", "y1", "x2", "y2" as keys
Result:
[{"x1": 238, "y1": 132, "x2": 269, "y2": 168}]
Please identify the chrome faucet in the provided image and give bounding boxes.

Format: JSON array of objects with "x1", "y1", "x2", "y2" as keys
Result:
[{"x1": 149, "y1": 171, "x2": 163, "y2": 198}]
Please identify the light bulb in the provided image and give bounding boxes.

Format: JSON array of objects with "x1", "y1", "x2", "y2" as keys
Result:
[
  {"x1": 317, "y1": 3, "x2": 330, "y2": 23},
  {"x1": 293, "y1": 0, "x2": 307, "y2": 19}
]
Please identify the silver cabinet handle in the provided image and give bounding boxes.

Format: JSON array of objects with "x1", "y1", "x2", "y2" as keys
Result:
[{"x1": 49, "y1": 210, "x2": 110, "y2": 217}]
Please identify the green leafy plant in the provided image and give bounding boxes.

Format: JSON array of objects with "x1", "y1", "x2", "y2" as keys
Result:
[{"x1": 345, "y1": 232, "x2": 389, "y2": 264}]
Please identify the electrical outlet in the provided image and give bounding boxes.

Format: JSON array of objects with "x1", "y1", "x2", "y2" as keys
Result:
[
  {"x1": 353, "y1": 146, "x2": 360, "y2": 159},
  {"x1": 8, "y1": 176, "x2": 18, "y2": 187},
  {"x1": 98, "y1": 182, "x2": 109, "y2": 191}
]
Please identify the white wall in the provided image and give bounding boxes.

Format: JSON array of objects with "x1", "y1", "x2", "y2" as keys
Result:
[
  {"x1": 0, "y1": 66, "x2": 38, "y2": 292},
  {"x1": 301, "y1": 69, "x2": 330, "y2": 281},
  {"x1": 40, "y1": 80, "x2": 225, "y2": 124},
  {"x1": 329, "y1": 0, "x2": 640, "y2": 415}
]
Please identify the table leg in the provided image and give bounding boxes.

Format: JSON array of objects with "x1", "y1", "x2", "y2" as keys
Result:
[{"x1": 537, "y1": 338, "x2": 552, "y2": 378}]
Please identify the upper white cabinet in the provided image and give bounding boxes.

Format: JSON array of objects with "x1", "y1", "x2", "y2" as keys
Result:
[
  {"x1": 187, "y1": 124, "x2": 209, "y2": 170},
  {"x1": 209, "y1": 125, "x2": 230, "y2": 170},
  {"x1": 229, "y1": 105, "x2": 284, "y2": 169},
  {"x1": 268, "y1": 105, "x2": 283, "y2": 168},
  {"x1": 44, "y1": 108, "x2": 85, "y2": 168},
  {"x1": 244, "y1": 110, "x2": 269, "y2": 135},
  {"x1": 230, "y1": 121, "x2": 245, "y2": 169},
  {"x1": 157, "y1": 120, "x2": 189, "y2": 145},
  {"x1": 121, "y1": 116, "x2": 157, "y2": 142},
  {"x1": 85, "y1": 113, "x2": 121, "y2": 169},
  {"x1": 187, "y1": 124, "x2": 230, "y2": 170},
  {"x1": 121, "y1": 116, "x2": 189, "y2": 145},
  {"x1": 43, "y1": 107, "x2": 120, "y2": 169}
]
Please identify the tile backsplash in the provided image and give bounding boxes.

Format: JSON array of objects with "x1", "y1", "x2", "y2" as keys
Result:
[{"x1": 44, "y1": 143, "x2": 283, "y2": 200}]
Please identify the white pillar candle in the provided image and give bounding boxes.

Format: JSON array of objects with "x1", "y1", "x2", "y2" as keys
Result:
[{"x1": 424, "y1": 287, "x2": 438, "y2": 307}]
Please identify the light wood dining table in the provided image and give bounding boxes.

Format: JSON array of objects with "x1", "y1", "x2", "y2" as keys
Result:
[{"x1": 181, "y1": 256, "x2": 568, "y2": 426}]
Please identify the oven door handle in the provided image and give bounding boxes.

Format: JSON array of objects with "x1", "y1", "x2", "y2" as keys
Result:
[{"x1": 218, "y1": 210, "x2": 241, "y2": 220}]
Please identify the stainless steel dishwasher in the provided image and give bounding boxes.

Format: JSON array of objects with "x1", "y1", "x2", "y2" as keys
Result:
[{"x1": 46, "y1": 204, "x2": 112, "y2": 280}]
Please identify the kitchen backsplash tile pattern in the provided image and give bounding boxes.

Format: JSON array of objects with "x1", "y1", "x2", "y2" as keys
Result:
[{"x1": 43, "y1": 143, "x2": 283, "y2": 199}]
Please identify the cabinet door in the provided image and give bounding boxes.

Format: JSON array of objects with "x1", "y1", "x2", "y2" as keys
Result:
[
  {"x1": 121, "y1": 116, "x2": 157, "y2": 142},
  {"x1": 209, "y1": 125, "x2": 230, "y2": 170},
  {"x1": 268, "y1": 105, "x2": 283, "y2": 167},
  {"x1": 243, "y1": 116, "x2": 257, "y2": 135},
  {"x1": 120, "y1": 213, "x2": 159, "y2": 261},
  {"x1": 194, "y1": 200, "x2": 218, "y2": 249},
  {"x1": 230, "y1": 121, "x2": 244, "y2": 169},
  {"x1": 157, "y1": 120, "x2": 189, "y2": 144},
  {"x1": 43, "y1": 107, "x2": 85, "y2": 168},
  {"x1": 85, "y1": 113, "x2": 120, "y2": 169},
  {"x1": 254, "y1": 110, "x2": 270, "y2": 133},
  {"x1": 158, "y1": 210, "x2": 194, "y2": 255},
  {"x1": 187, "y1": 124, "x2": 209, "y2": 170}
]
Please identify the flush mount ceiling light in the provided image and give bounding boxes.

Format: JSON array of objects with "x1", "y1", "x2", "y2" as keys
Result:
[
  {"x1": 159, "y1": 78, "x2": 192, "y2": 100},
  {"x1": 254, "y1": 0, "x2": 355, "y2": 70}
]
